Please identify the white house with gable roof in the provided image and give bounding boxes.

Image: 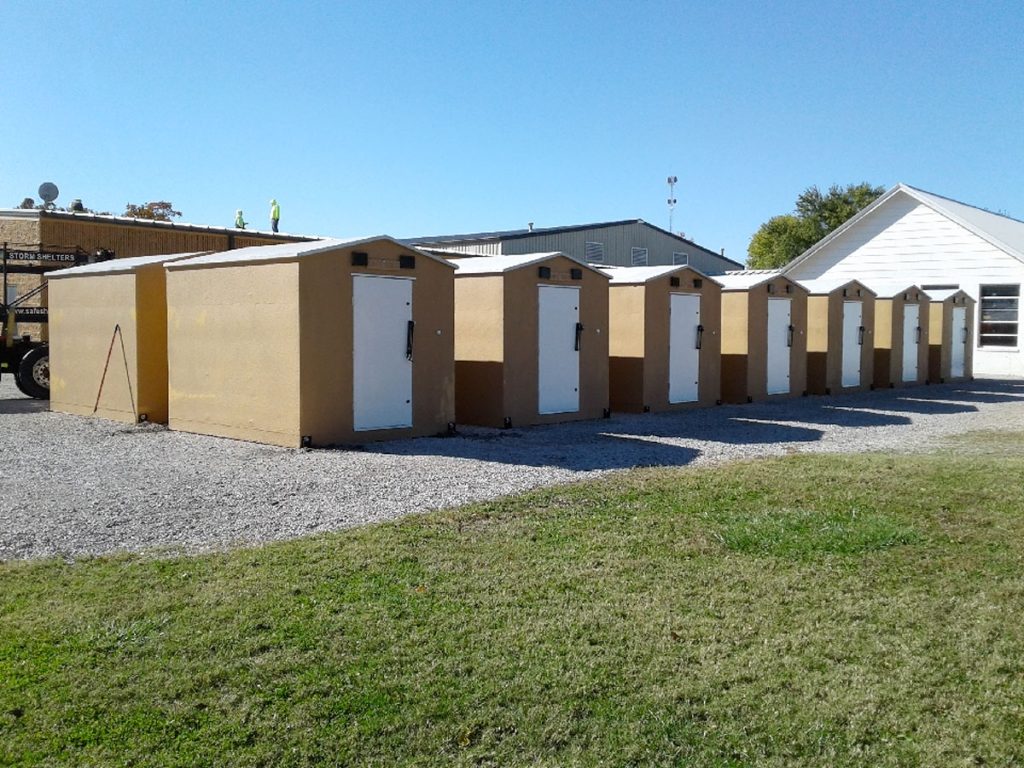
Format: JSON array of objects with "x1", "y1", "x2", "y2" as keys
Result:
[{"x1": 784, "y1": 183, "x2": 1024, "y2": 377}]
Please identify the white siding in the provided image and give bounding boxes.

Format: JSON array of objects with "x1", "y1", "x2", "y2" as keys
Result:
[{"x1": 786, "y1": 191, "x2": 1024, "y2": 377}]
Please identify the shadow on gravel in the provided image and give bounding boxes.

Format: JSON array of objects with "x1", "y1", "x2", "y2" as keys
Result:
[
  {"x1": 0, "y1": 396, "x2": 48, "y2": 414},
  {"x1": 771, "y1": 404, "x2": 913, "y2": 428},
  {"x1": 377, "y1": 427, "x2": 704, "y2": 471},
  {"x1": 877, "y1": 397, "x2": 979, "y2": 415},
  {"x1": 941, "y1": 389, "x2": 1024, "y2": 404},
  {"x1": 606, "y1": 413, "x2": 825, "y2": 445}
]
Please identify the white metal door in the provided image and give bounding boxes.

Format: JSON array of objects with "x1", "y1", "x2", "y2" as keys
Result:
[
  {"x1": 669, "y1": 293, "x2": 700, "y2": 403},
  {"x1": 766, "y1": 298, "x2": 791, "y2": 395},
  {"x1": 951, "y1": 306, "x2": 967, "y2": 378},
  {"x1": 841, "y1": 301, "x2": 862, "y2": 388},
  {"x1": 538, "y1": 285, "x2": 580, "y2": 414},
  {"x1": 902, "y1": 304, "x2": 919, "y2": 382},
  {"x1": 353, "y1": 275, "x2": 413, "y2": 431}
]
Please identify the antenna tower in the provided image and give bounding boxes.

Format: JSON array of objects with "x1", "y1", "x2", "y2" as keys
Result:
[{"x1": 667, "y1": 176, "x2": 678, "y2": 233}]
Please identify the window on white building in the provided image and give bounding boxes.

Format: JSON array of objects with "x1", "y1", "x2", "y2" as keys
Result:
[
  {"x1": 585, "y1": 241, "x2": 605, "y2": 263},
  {"x1": 979, "y1": 284, "x2": 1019, "y2": 347},
  {"x1": 631, "y1": 247, "x2": 648, "y2": 266}
]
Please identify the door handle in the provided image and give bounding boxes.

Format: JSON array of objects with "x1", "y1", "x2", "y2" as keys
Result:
[
  {"x1": 574, "y1": 322, "x2": 583, "y2": 351},
  {"x1": 406, "y1": 320, "x2": 415, "y2": 361},
  {"x1": 787, "y1": 325, "x2": 795, "y2": 348},
  {"x1": 915, "y1": 326, "x2": 922, "y2": 344},
  {"x1": 695, "y1": 324, "x2": 704, "y2": 350},
  {"x1": 858, "y1": 326, "x2": 865, "y2": 345}
]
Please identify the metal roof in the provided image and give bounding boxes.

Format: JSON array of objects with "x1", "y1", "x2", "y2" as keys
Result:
[
  {"x1": 452, "y1": 251, "x2": 607, "y2": 277},
  {"x1": 46, "y1": 252, "x2": 208, "y2": 278},
  {"x1": 0, "y1": 208, "x2": 321, "y2": 242},
  {"x1": 717, "y1": 269, "x2": 783, "y2": 290},
  {"x1": 784, "y1": 183, "x2": 1024, "y2": 273},
  {"x1": 795, "y1": 276, "x2": 876, "y2": 296},
  {"x1": 602, "y1": 264, "x2": 719, "y2": 286},
  {"x1": 923, "y1": 288, "x2": 970, "y2": 302},
  {"x1": 857, "y1": 280, "x2": 923, "y2": 299},
  {"x1": 166, "y1": 236, "x2": 454, "y2": 270},
  {"x1": 405, "y1": 218, "x2": 742, "y2": 267}
]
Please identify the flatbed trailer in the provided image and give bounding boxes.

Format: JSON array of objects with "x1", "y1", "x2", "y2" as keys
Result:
[{"x1": 1, "y1": 246, "x2": 102, "y2": 399}]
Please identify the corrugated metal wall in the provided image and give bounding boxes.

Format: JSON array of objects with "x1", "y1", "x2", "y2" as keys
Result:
[{"x1": 496, "y1": 223, "x2": 735, "y2": 274}]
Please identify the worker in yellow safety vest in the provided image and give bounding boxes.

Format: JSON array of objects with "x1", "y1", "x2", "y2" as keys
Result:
[
  {"x1": 269, "y1": 199, "x2": 280, "y2": 232},
  {"x1": 235, "y1": 209, "x2": 247, "y2": 229}
]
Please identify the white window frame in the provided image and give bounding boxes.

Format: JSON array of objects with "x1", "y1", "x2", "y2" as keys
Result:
[
  {"x1": 978, "y1": 284, "x2": 1019, "y2": 348},
  {"x1": 584, "y1": 241, "x2": 605, "y2": 263},
  {"x1": 672, "y1": 251, "x2": 689, "y2": 266},
  {"x1": 631, "y1": 247, "x2": 649, "y2": 267}
]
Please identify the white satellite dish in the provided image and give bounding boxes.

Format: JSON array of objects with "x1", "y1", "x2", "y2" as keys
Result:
[{"x1": 38, "y1": 182, "x2": 59, "y2": 204}]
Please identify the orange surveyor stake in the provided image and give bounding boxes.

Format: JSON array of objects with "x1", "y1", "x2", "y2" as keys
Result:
[{"x1": 93, "y1": 323, "x2": 137, "y2": 419}]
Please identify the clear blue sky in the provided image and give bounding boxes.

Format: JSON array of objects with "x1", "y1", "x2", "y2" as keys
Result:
[{"x1": 2, "y1": 0, "x2": 1022, "y2": 264}]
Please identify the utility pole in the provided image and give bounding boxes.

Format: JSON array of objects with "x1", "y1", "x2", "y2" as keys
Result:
[{"x1": 667, "y1": 176, "x2": 678, "y2": 233}]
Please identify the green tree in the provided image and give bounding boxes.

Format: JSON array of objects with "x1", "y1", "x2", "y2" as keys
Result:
[
  {"x1": 748, "y1": 182, "x2": 885, "y2": 269},
  {"x1": 124, "y1": 201, "x2": 182, "y2": 221},
  {"x1": 747, "y1": 214, "x2": 818, "y2": 270}
]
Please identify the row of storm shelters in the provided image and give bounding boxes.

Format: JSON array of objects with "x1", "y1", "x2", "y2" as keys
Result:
[{"x1": 45, "y1": 243, "x2": 975, "y2": 448}]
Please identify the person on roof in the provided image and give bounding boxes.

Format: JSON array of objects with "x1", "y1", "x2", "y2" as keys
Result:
[
  {"x1": 269, "y1": 199, "x2": 280, "y2": 233},
  {"x1": 235, "y1": 209, "x2": 247, "y2": 229}
]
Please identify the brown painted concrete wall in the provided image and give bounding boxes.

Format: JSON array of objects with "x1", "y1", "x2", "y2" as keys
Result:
[
  {"x1": 608, "y1": 270, "x2": 722, "y2": 413},
  {"x1": 722, "y1": 278, "x2": 808, "y2": 403},
  {"x1": 874, "y1": 293, "x2": 929, "y2": 388},
  {"x1": 134, "y1": 267, "x2": 171, "y2": 423},
  {"x1": 805, "y1": 283, "x2": 875, "y2": 395},
  {"x1": 297, "y1": 245, "x2": 455, "y2": 445},
  {"x1": 643, "y1": 276, "x2": 722, "y2": 411},
  {"x1": 608, "y1": 284, "x2": 646, "y2": 413},
  {"x1": 719, "y1": 291, "x2": 749, "y2": 403},
  {"x1": 929, "y1": 294, "x2": 975, "y2": 383},
  {"x1": 48, "y1": 268, "x2": 171, "y2": 423},
  {"x1": 49, "y1": 274, "x2": 139, "y2": 422},
  {"x1": 504, "y1": 256, "x2": 608, "y2": 426},
  {"x1": 453, "y1": 275, "x2": 507, "y2": 427},
  {"x1": 454, "y1": 256, "x2": 608, "y2": 428},
  {"x1": 167, "y1": 261, "x2": 302, "y2": 446}
]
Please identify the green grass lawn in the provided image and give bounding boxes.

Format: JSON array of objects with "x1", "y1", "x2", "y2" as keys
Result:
[{"x1": 3, "y1": 435, "x2": 1024, "y2": 766}]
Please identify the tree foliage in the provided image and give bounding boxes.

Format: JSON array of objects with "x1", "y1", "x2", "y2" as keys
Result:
[
  {"x1": 123, "y1": 201, "x2": 182, "y2": 221},
  {"x1": 747, "y1": 183, "x2": 885, "y2": 269}
]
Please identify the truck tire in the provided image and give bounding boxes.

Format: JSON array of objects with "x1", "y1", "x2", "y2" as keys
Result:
[{"x1": 16, "y1": 346, "x2": 49, "y2": 400}]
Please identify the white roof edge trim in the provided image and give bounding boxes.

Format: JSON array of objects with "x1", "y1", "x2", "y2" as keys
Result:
[
  {"x1": 602, "y1": 264, "x2": 722, "y2": 286},
  {"x1": 784, "y1": 184, "x2": 1024, "y2": 274},
  {"x1": 452, "y1": 251, "x2": 609, "y2": 278},
  {"x1": 45, "y1": 251, "x2": 212, "y2": 278},
  {"x1": 165, "y1": 236, "x2": 455, "y2": 270},
  {"x1": 782, "y1": 185, "x2": 905, "y2": 274},
  {"x1": 794, "y1": 277, "x2": 878, "y2": 296}
]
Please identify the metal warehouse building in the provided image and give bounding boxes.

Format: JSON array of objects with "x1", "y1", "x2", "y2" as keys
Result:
[
  {"x1": 1, "y1": 208, "x2": 315, "y2": 339},
  {"x1": 409, "y1": 219, "x2": 741, "y2": 275}
]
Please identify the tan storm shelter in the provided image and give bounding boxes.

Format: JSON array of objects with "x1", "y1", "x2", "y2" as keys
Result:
[
  {"x1": 46, "y1": 252, "x2": 203, "y2": 424},
  {"x1": 798, "y1": 278, "x2": 876, "y2": 395},
  {"x1": 449, "y1": 252, "x2": 610, "y2": 428},
  {"x1": 926, "y1": 289, "x2": 975, "y2": 382},
  {"x1": 717, "y1": 272, "x2": 809, "y2": 403},
  {"x1": 164, "y1": 237, "x2": 456, "y2": 447},
  {"x1": 866, "y1": 283, "x2": 930, "y2": 388},
  {"x1": 606, "y1": 265, "x2": 722, "y2": 412}
]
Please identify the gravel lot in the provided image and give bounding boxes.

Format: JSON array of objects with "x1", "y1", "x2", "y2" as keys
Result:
[{"x1": 2, "y1": 376, "x2": 1023, "y2": 561}]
